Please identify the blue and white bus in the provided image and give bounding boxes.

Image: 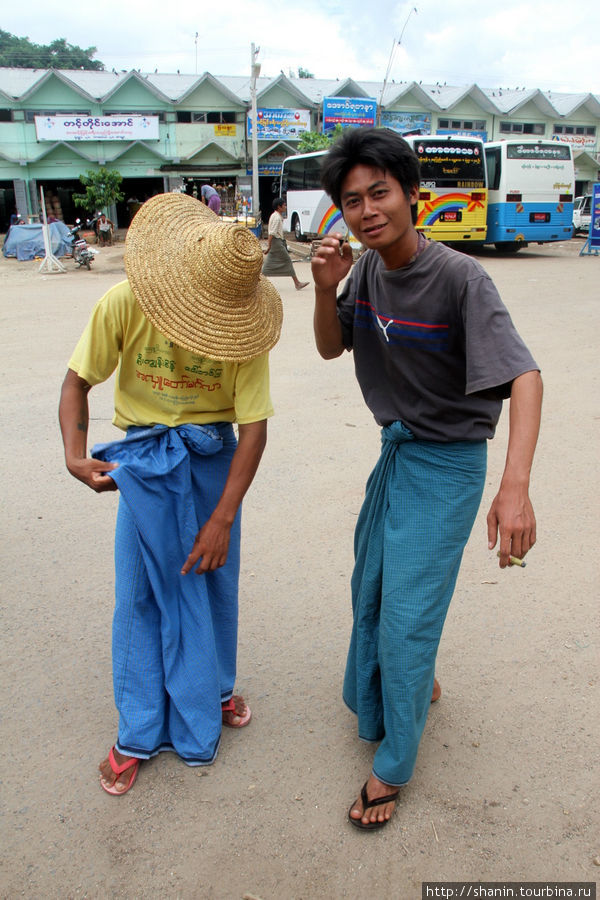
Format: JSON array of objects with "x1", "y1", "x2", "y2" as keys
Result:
[{"x1": 484, "y1": 140, "x2": 574, "y2": 252}]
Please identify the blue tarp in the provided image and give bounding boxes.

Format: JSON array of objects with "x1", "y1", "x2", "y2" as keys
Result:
[{"x1": 2, "y1": 221, "x2": 73, "y2": 260}]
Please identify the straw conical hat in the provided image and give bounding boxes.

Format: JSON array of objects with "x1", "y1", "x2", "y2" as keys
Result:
[{"x1": 125, "y1": 192, "x2": 283, "y2": 361}]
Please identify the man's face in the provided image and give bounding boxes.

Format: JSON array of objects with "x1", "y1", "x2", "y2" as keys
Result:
[
  {"x1": 278, "y1": 203, "x2": 287, "y2": 216},
  {"x1": 340, "y1": 164, "x2": 418, "y2": 265}
]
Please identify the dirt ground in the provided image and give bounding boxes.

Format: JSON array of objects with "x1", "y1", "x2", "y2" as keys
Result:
[{"x1": 1, "y1": 233, "x2": 598, "y2": 900}]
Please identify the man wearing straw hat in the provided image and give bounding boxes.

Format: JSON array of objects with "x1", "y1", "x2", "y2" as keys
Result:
[{"x1": 59, "y1": 193, "x2": 282, "y2": 795}]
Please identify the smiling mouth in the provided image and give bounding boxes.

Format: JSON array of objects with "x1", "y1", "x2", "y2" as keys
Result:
[{"x1": 363, "y1": 222, "x2": 386, "y2": 235}]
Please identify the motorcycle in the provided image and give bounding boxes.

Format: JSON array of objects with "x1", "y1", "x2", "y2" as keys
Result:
[{"x1": 69, "y1": 219, "x2": 95, "y2": 269}]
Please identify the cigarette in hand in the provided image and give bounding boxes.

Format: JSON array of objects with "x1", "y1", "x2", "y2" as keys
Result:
[{"x1": 497, "y1": 551, "x2": 526, "y2": 567}]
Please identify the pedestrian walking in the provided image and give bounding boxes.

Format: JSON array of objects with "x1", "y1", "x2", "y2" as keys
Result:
[{"x1": 262, "y1": 197, "x2": 309, "y2": 290}]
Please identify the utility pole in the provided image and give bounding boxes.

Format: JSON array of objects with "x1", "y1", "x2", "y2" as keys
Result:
[
  {"x1": 195, "y1": 33, "x2": 199, "y2": 75},
  {"x1": 250, "y1": 43, "x2": 261, "y2": 224},
  {"x1": 377, "y1": 7, "x2": 418, "y2": 126}
]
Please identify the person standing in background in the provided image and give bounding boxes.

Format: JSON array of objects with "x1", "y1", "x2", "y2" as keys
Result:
[
  {"x1": 262, "y1": 197, "x2": 309, "y2": 291},
  {"x1": 201, "y1": 184, "x2": 222, "y2": 214}
]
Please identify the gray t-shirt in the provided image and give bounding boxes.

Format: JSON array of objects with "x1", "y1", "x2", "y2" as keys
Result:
[{"x1": 337, "y1": 240, "x2": 538, "y2": 441}]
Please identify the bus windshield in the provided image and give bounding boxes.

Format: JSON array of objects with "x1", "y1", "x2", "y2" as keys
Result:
[
  {"x1": 505, "y1": 143, "x2": 571, "y2": 161},
  {"x1": 413, "y1": 139, "x2": 486, "y2": 188}
]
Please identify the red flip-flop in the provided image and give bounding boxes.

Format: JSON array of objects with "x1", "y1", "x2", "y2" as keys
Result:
[
  {"x1": 100, "y1": 746, "x2": 140, "y2": 796},
  {"x1": 222, "y1": 696, "x2": 252, "y2": 728}
]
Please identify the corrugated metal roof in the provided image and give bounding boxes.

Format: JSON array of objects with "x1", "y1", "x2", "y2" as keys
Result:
[
  {"x1": 0, "y1": 67, "x2": 53, "y2": 98},
  {"x1": 0, "y1": 68, "x2": 598, "y2": 118}
]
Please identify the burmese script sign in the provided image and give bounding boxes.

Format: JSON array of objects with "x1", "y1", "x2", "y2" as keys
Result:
[
  {"x1": 247, "y1": 108, "x2": 311, "y2": 141},
  {"x1": 34, "y1": 115, "x2": 160, "y2": 141},
  {"x1": 322, "y1": 97, "x2": 377, "y2": 132}
]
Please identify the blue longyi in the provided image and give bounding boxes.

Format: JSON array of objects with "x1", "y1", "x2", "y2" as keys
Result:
[
  {"x1": 92, "y1": 423, "x2": 240, "y2": 765},
  {"x1": 343, "y1": 420, "x2": 487, "y2": 786}
]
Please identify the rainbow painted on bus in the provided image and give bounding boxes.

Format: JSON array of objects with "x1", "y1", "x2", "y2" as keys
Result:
[
  {"x1": 416, "y1": 192, "x2": 485, "y2": 227},
  {"x1": 317, "y1": 204, "x2": 344, "y2": 235}
]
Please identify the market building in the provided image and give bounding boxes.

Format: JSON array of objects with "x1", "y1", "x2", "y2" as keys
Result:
[{"x1": 0, "y1": 66, "x2": 598, "y2": 230}]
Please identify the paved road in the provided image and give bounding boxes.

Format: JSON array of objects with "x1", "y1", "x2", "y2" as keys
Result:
[{"x1": 1, "y1": 236, "x2": 598, "y2": 899}]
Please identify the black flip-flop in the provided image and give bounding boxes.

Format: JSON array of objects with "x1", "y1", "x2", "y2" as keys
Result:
[{"x1": 348, "y1": 781, "x2": 399, "y2": 830}]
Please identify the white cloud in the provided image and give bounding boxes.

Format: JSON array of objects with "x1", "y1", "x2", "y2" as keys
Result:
[{"x1": 2, "y1": 0, "x2": 599, "y2": 92}]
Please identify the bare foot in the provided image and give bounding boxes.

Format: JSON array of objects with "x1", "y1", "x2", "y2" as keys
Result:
[
  {"x1": 222, "y1": 694, "x2": 251, "y2": 727},
  {"x1": 349, "y1": 774, "x2": 399, "y2": 827},
  {"x1": 294, "y1": 281, "x2": 309, "y2": 291},
  {"x1": 99, "y1": 746, "x2": 139, "y2": 794},
  {"x1": 431, "y1": 677, "x2": 441, "y2": 702}
]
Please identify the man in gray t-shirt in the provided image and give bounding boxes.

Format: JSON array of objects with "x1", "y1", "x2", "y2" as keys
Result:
[
  {"x1": 337, "y1": 236, "x2": 537, "y2": 441},
  {"x1": 312, "y1": 128, "x2": 542, "y2": 832}
]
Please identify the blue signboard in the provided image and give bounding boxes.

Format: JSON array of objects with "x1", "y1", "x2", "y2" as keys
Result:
[
  {"x1": 322, "y1": 97, "x2": 377, "y2": 133},
  {"x1": 246, "y1": 163, "x2": 283, "y2": 176},
  {"x1": 380, "y1": 111, "x2": 431, "y2": 134},
  {"x1": 590, "y1": 183, "x2": 600, "y2": 249},
  {"x1": 247, "y1": 108, "x2": 311, "y2": 141}
]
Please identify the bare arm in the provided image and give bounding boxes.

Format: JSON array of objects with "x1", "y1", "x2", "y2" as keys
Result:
[
  {"x1": 487, "y1": 369, "x2": 543, "y2": 567},
  {"x1": 181, "y1": 419, "x2": 268, "y2": 575},
  {"x1": 311, "y1": 233, "x2": 353, "y2": 359},
  {"x1": 58, "y1": 369, "x2": 118, "y2": 492},
  {"x1": 263, "y1": 213, "x2": 277, "y2": 254}
]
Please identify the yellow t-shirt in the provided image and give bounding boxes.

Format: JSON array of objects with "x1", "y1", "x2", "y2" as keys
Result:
[{"x1": 69, "y1": 280, "x2": 274, "y2": 431}]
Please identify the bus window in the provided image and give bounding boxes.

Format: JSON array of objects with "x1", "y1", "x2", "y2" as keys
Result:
[
  {"x1": 506, "y1": 143, "x2": 571, "y2": 161},
  {"x1": 303, "y1": 156, "x2": 322, "y2": 190},
  {"x1": 283, "y1": 158, "x2": 307, "y2": 192},
  {"x1": 415, "y1": 140, "x2": 486, "y2": 188},
  {"x1": 485, "y1": 147, "x2": 501, "y2": 191}
]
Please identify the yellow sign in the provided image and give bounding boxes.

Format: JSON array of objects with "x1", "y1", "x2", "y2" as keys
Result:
[{"x1": 214, "y1": 124, "x2": 236, "y2": 137}]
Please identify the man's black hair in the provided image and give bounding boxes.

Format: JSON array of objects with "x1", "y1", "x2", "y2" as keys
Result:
[
  {"x1": 272, "y1": 196, "x2": 285, "y2": 212},
  {"x1": 320, "y1": 128, "x2": 421, "y2": 224}
]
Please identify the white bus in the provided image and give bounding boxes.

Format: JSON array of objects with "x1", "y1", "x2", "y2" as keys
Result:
[
  {"x1": 484, "y1": 140, "x2": 574, "y2": 251},
  {"x1": 279, "y1": 150, "x2": 352, "y2": 243},
  {"x1": 279, "y1": 139, "x2": 488, "y2": 247}
]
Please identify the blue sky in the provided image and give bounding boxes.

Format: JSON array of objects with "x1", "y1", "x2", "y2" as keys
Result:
[{"x1": 3, "y1": 0, "x2": 599, "y2": 93}]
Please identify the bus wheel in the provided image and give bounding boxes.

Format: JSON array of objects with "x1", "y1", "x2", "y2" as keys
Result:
[
  {"x1": 292, "y1": 215, "x2": 304, "y2": 242},
  {"x1": 494, "y1": 241, "x2": 523, "y2": 253}
]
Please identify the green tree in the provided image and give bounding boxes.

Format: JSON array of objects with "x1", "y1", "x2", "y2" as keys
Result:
[
  {"x1": 0, "y1": 30, "x2": 104, "y2": 69},
  {"x1": 297, "y1": 124, "x2": 345, "y2": 152},
  {"x1": 297, "y1": 131, "x2": 331, "y2": 152},
  {"x1": 73, "y1": 168, "x2": 124, "y2": 216}
]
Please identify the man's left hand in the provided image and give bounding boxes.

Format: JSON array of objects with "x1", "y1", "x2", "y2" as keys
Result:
[{"x1": 487, "y1": 481, "x2": 536, "y2": 568}]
